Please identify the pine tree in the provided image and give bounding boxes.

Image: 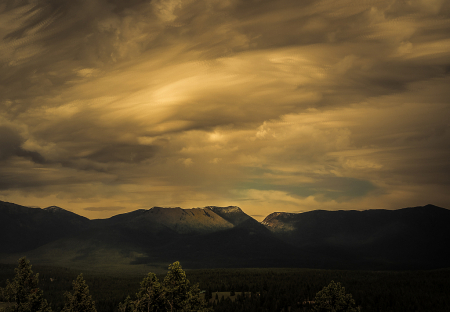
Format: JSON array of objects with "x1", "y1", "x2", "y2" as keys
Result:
[
  {"x1": 312, "y1": 280, "x2": 360, "y2": 312},
  {"x1": 118, "y1": 296, "x2": 135, "y2": 312},
  {"x1": 119, "y1": 261, "x2": 211, "y2": 312},
  {"x1": 134, "y1": 273, "x2": 164, "y2": 312},
  {"x1": 185, "y1": 283, "x2": 210, "y2": 312},
  {"x1": 0, "y1": 257, "x2": 52, "y2": 312},
  {"x1": 62, "y1": 274, "x2": 96, "y2": 312},
  {"x1": 163, "y1": 262, "x2": 191, "y2": 312}
]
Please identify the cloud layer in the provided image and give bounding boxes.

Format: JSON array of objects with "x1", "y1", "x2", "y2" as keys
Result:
[{"x1": 1, "y1": 0, "x2": 449, "y2": 219}]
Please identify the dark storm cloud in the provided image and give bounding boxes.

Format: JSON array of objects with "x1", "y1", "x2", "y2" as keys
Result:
[
  {"x1": 0, "y1": 156, "x2": 116, "y2": 191},
  {"x1": 2, "y1": 0, "x2": 449, "y2": 120},
  {"x1": 1, "y1": 0, "x2": 450, "y2": 218},
  {"x1": 1, "y1": 0, "x2": 167, "y2": 120},
  {"x1": 0, "y1": 126, "x2": 45, "y2": 164},
  {"x1": 239, "y1": 177, "x2": 377, "y2": 201},
  {"x1": 86, "y1": 144, "x2": 158, "y2": 163},
  {"x1": 0, "y1": 167, "x2": 57, "y2": 191}
]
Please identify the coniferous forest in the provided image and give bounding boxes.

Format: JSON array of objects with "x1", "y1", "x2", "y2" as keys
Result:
[{"x1": 1, "y1": 259, "x2": 450, "y2": 312}]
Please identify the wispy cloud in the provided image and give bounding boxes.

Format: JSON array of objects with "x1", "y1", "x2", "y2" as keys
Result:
[
  {"x1": 84, "y1": 206, "x2": 126, "y2": 212},
  {"x1": 1, "y1": 0, "x2": 449, "y2": 219}
]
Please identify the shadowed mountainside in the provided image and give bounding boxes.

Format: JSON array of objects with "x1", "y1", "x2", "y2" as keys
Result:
[
  {"x1": 0, "y1": 200, "x2": 449, "y2": 271},
  {"x1": 262, "y1": 204, "x2": 450, "y2": 269},
  {"x1": 0, "y1": 201, "x2": 90, "y2": 253}
]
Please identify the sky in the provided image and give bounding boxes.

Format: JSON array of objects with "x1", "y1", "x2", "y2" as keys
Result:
[{"x1": 0, "y1": 0, "x2": 449, "y2": 220}]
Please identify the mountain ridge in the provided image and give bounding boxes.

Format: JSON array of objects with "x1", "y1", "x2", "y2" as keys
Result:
[{"x1": 0, "y1": 200, "x2": 449, "y2": 271}]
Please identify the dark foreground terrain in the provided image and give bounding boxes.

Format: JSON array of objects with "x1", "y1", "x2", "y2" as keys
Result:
[{"x1": 1, "y1": 263, "x2": 449, "y2": 312}]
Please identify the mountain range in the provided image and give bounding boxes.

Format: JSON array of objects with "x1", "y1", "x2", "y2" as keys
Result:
[{"x1": 1, "y1": 200, "x2": 449, "y2": 272}]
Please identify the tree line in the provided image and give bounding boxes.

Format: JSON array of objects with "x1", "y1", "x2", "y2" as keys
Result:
[
  {"x1": 0, "y1": 258, "x2": 210, "y2": 312},
  {"x1": 0, "y1": 258, "x2": 360, "y2": 312},
  {"x1": 191, "y1": 267, "x2": 450, "y2": 312}
]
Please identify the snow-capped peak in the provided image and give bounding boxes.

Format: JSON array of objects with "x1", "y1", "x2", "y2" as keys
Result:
[{"x1": 43, "y1": 206, "x2": 66, "y2": 213}]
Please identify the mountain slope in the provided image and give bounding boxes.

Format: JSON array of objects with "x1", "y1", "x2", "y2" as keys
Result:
[
  {"x1": 262, "y1": 204, "x2": 450, "y2": 269},
  {"x1": 92, "y1": 207, "x2": 233, "y2": 234},
  {"x1": 142, "y1": 207, "x2": 234, "y2": 234},
  {"x1": 0, "y1": 202, "x2": 291, "y2": 270},
  {"x1": 205, "y1": 206, "x2": 252, "y2": 226},
  {"x1": 0, "y1": 200, "x2": 89, "y2": 253},
  {"x1": 1, "y1": 201, "x2": 449, "y2": 271}
]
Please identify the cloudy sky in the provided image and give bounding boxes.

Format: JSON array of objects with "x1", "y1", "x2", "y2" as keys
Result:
[{"x1": 0, "y1": 0, "x2": 449, "y2": 220}]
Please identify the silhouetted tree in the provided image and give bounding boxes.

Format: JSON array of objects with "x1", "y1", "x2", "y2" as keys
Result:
[
  {"x1": 163, "y1": 262, "x2": 191, "y2": 312},
  {"x1": 62, "y1": 274, "x2": 96, "y2": 312},
  {"x1": 118, "y1": 296, "x2": 135, "y2": 312},
  {"x1": 136, "y1": 273, "x2": 164, "y2": 312},
  {"x1": 313, "y1": 280, "x2": 360, "y2": 312},
  {"x1": 119, "y1": 261, "x2": 211, "y2": 312},
  {"x1": 0, "y1": 257, "x2": 52, "y2": 312}
]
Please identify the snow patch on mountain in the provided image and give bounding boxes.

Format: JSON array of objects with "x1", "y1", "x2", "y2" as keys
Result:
[
  {"x1": 204, "y1": 206, "x2": 242, "y2": 213},
  {"x1": 44, "y1": 206, "x2": 67, "y2": 213},
  {"x1": 205, "y1": 206, "x2": 252, "y2": 226},
  {"x1": 143, "y1": 207, "x2": 234, "y2": 234},
  {"x1": 261, "y1": 212, "x2": 297, "y2": 231}
]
